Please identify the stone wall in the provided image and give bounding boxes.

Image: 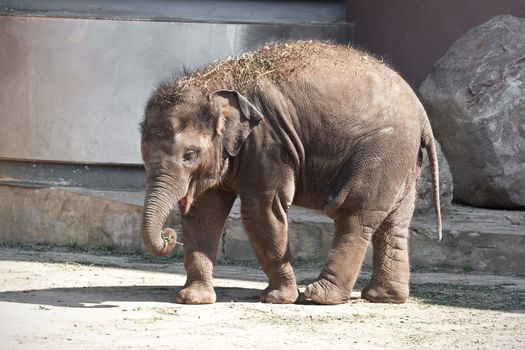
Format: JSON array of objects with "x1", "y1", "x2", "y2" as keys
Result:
[{"x1": 1, "y1": 185, "x2": 523, "y2": 273}]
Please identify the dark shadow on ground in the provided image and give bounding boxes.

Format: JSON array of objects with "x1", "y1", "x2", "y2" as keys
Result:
[
  {"x1": 297, "y1": 276, "x2": 525, "y2": 313},
  {"x1": 1, "y1": 246, "x2": 523, "y2": 312},
  {"x1": 0, "y1": 286, "x2": 261, "y2": 308},
  {"x1": 1, "y1": 279, "x2": 523, "y2": 312},
  {"x1": 408, "y1": 282, "x2": 524, "y2": 312}
]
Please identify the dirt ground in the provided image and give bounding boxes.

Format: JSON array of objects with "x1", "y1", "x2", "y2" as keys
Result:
[{"x1": 0, "y1": 246, "x2": 523, "y2": 350}]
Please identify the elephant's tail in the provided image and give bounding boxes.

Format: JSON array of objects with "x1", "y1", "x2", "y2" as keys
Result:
[{"x1": 421, "y1": 117, "x2": 443, "y2": 242}]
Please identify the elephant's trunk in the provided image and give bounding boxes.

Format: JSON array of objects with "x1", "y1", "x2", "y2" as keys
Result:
[{"x1": 141, "y1": 172, "x2": 186, "y2": 256}]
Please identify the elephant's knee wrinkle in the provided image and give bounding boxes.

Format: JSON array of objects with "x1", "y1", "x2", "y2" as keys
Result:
[
  {"x1": 373, "y1": 234, "x2": 408, "y2": 251},
  {"x1": 392, "y1": 230, "x2": 410, "y2": 240},
  {"x1": 320, "y1": 269, "x2": 353, "y2": 292},
  {"x1": 356, "y1": 233, "x2": 372, "y2": 244},
  {"x1": 394, "y1": 239, "x2": 408, "y2": 251},
  {"x1": 371, "y1": 237, "x2": 389, "y2": 250},
  {"x1": 358, "y1": 226, "x2": 375, "y2": 242}
]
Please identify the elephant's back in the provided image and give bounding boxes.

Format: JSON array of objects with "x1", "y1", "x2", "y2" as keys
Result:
[{"x1": 281, "y1": 52, "x2": 423, "y2": 141}]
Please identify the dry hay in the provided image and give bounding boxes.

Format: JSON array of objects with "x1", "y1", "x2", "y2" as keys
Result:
[
  {"x1": 186, "y1": 41, "x2": 318, "y2": 91},
  {"x1": 150, "y1": 41, "x2": 387, "y2": 108},
  {"x1": 151, "y1": 41, "x2": 337, "y2": 105}
]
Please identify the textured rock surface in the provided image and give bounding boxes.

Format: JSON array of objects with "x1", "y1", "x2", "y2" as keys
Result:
[
  {"x1": 420, "y1": 15, "x2": 525, "y2": 208},
  {"x1": 415, "y1": 140, "x2": 453, "y2": 213}
]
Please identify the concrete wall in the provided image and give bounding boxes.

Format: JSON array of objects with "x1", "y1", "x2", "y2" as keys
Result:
[
  {"x1": 346, "y1": 0, "x2": 525, "y2": 87},
  {"x1": 0, "y1": 0, "x2": 347, "y2": 24},
  {"x1": 0, "y1": 1, "x2": 352, "y2": 166}
]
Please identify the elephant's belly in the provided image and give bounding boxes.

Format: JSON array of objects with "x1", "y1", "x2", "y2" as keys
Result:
[
  {"x1": 292, "y1": 196, "x2": 325, "y2": 211},
  {"x1": 291, "y1": 157, "x2": 348, "y2": 211},
  {"x1": 292, "y1": 181, "x2": 332, "y2": 212}
]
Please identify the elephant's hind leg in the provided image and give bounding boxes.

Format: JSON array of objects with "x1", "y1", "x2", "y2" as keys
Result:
[
  {"x1": 305, "y1": 142, "x2": 416, "y2": 305},
  {"x1": 361, "y1": 183, "x2": 416, "y2": 304},
  {"x1": 304, "y1": 209, "x2": 387, "y2": 304}
]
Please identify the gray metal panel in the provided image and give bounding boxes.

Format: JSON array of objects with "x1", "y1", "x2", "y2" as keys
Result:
[
  {"x1": 0, "y1": 15, "x2": 354, "y2": 165},
  {"x1": 0, "y1": 0, "x2": 347, "y2": 24}
]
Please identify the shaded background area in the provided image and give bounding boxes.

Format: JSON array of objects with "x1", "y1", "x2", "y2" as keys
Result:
[{"x1": 346, "y1": 0, "x2": 525, "y2": 87}]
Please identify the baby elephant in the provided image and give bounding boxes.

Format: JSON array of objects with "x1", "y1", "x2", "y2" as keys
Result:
[{"x1": 140, "y1": 41, "x2": 441, "y2": 305}]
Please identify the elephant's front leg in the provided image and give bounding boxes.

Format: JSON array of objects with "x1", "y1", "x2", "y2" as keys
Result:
[
  {"x1": 241, "y1": 190, "x2": 299, "y2": 304},
  {"x1": 176, "y1": 189, "x2": 236, "y2": 304}
]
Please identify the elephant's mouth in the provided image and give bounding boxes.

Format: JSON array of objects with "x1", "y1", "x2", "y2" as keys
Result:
[
  {"x1": 178, "y1": 182, "x2": 196, "y2": 216},
  {"x1": 178, "y1": 196, "x2": 189, "y2": 215}
]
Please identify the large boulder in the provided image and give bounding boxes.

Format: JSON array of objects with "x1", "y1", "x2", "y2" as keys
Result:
[
  {"x1": 420, "y1": 15, "x2": 525, "y2": 208},
  {"x1": 415, "y1": 140, "x2": 453, "y2": 214}
]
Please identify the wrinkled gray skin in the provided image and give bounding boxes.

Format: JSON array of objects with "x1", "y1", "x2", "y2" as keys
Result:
[{"x1": 140, "y1": 42, "x2": 441, "y2": 305}]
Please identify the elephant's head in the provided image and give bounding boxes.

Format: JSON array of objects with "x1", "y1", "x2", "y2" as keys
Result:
[{"x1": 140, "y1": 87, "x2": 264, "y2": 256}]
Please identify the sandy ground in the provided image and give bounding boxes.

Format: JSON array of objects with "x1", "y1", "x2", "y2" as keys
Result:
[{"x1": 0, "y1": 247, "x2": 523, "y2": 350}]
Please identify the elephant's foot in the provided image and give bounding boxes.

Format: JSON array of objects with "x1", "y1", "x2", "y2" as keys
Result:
[
  {"x1": 175, "y1": 283, "x2": 216, "y2": 304},
  {"x1": 361, "y1": 279, "x2": 408, "y2": 304},
  {"x1": 261, "y1": 284, "x2": 299, "y2": 304},
  {"x1": 304, "y1": 278, "x2": 351, "y2": 305}
]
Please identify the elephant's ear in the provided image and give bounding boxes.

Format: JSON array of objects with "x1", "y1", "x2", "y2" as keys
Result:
[{"x1": 211, "y1": 90, "x2": 264, "y2": 157}]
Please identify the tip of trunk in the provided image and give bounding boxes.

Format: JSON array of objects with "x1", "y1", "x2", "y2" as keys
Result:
[{"x1": 143, "y1": 228, "x2": 177, "y2": 256}]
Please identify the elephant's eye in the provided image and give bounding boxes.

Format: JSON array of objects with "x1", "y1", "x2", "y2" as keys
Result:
[{"x1": 183, "y1": 149, "x2": 199, "y2": 163}]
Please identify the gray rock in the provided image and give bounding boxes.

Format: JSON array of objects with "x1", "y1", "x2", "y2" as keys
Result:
[
  {"x1": 420, "y1": 15, "x2": 525, "y2": 208},
  {"x1": 415, "y1": 140, "x2": 453, "y2": 213}
]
